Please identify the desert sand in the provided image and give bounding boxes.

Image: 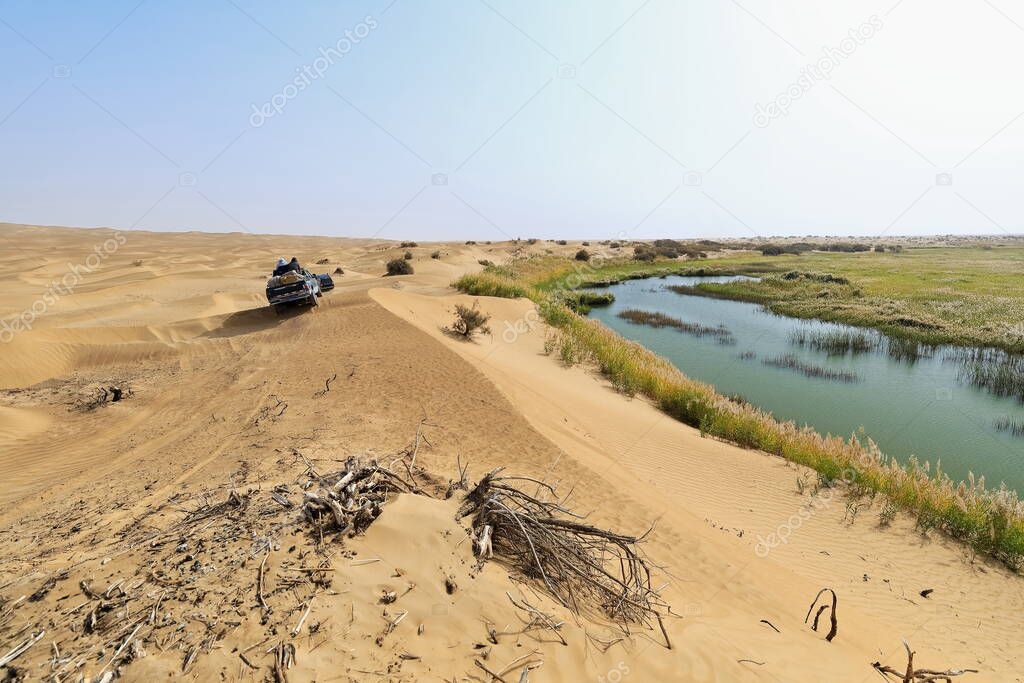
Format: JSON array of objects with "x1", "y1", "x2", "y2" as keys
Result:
[{"x1": 0, "y1": 222, "x2": 1020, "y2": 682}]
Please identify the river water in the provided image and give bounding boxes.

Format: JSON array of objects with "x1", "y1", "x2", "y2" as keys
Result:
[{"x1": 587, "y1": 275, "x2": 1024, "y2": 494}]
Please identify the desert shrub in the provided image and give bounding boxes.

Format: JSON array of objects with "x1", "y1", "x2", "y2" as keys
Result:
[
  {"x1": 132, "y1": 259, "x2": 143, "y2": 267},
  {"x1": 404, "y1": 251, "x2": 413, "y2": 260},
  {"x1": 527, "y1": 238, "x2": 538, "y2": 245},
  {"x1": 610, "y1": 242, "x2": 621, "y2": 249},
  {"x1": 447, "y1": 302, "x2": 491, "y2": 338},
  {"x1": 822, "y1": 242, "x2": 871, "y2": 253},
  {"x1": 575, "y1": 249, "x2": 590, "y2": 261},
  {"x1": 633, "y1": 245, "x2": 657, "y2": 262},
  {"x1": 582, "y1": 241, "x2": 590, "y2": 246},
  {"x1": 633, "y1": 243, "x2": 683, "y2": 260},
  {"x1": 385, "y1": 258, "x2": 413, "y2": 276},
  {"x1": 400, "y1": 241, "x2": 418, "y2": 248},
  {"x1": 431, "y1": 250, "x2": 441, "y2": 259},
  {"x1": 478, "y1": 259, "x2": 495, "y2": 267},
  {"x1": 781, "y1": 271, "x2": 850, "y2": 285},
  {"x1": 555, "y1": 239, "x2": 568, "y2": 245},
  {"x1": 465, "y1": 240, "x2": 477, "y2": 245},
  {"x1": 333, "y1": 267, "x2": 344, "y2": 275},
  {"x1": 761, "y1": 245, "x2": 797, "y2": 256},
  {"x1": 874, "y1": 245, "x2": 885, "y2": 253}
]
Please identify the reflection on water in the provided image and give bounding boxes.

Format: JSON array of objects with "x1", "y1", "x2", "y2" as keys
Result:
[{"x1": 588, "y1": 275, "x2": 1024, "y2": 494}]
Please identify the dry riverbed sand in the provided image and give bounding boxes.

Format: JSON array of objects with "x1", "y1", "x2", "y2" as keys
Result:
[{"x1": 0, "y1": 223, "x2": 1020, "y2": 681}]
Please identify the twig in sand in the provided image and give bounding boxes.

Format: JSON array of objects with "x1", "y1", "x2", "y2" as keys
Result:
[
  {"x1": 273, "y1": 642, "x2": 296, "y2": 683},
  {"x1": 258, "y1": 550, "x2": 272, "y2": 617},
  {"x1": 505, "y1": 593, "x2": 567, "y2": 646},
  {"x1": 291, "y1": 598, "x2": 313, "y2": 637},
  {"x1": 872, "y1": 640, "x2": 978, "y2": 682},
  {"x1": 0, "y1": 630, "x2": 45, "y2": 667},
  {"x1": 474, "y1": 658, "x2": 509, "y2": 682},
  {"x1": 313, "y1": 373, "x2": 338, "y2": 398},
  {"x1": 803, "y1": 588, "x2": 838, "y2": 642},
  {"x1": 99, "y1": 622, "x2": 142, "y2": 675}
]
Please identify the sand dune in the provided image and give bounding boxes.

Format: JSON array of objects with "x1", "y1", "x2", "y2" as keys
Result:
[{"x1": 0, "y1": 224, "x2": 1017, "y2": 681}]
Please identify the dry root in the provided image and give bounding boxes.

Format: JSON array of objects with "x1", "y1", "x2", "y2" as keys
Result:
[
  {"x1": 458, "y1": 468, "x2": 668, "y2": 631},
  {"x1": 301, "y1": 456, "x2": 415, "y2": 535},
  {"x1": 872, "y1": 641, "x2": 978, "y2": 682}
]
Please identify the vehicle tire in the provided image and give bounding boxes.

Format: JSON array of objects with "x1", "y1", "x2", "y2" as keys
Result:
[{"x1": 309, "y1": 293, "x2": 319, "y2": 307}]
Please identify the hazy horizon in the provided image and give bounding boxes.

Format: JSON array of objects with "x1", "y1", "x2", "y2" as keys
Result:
[{"x1": 3, "y1": 1, "x2": 1023, "y2": 240}]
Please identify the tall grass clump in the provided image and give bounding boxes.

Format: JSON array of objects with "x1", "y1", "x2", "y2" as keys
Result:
[
  {"x1": 618, "y1": 309, "x2": 734, "y2": 343},
  {"x1": 885, "y1": 336, "x2": 933, "y2": 363},
  {"x1": 790, "y1": 328, "x2": 879, "y2": 355},
  {"x1": 762, "y1": 354, "x2": 860, "y2": 383},
  {"x1": 561, "y1": 291, "x2": 615, "y2": 314},
  {"x1": 453, "y1": 272, "x2": 531, "y2": 300},
  {"x1": 453, "y1": 257, "x2": 1024, "y2": 570},
  {"x1": 994, "y1": 416, "x2": 1024, "y2": 437},
  {"x1": 952, "y1": 348, "x2": 1024, "y2": 402}
]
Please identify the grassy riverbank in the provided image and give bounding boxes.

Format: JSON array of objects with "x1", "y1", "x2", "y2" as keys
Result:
[
  {"x1": 454, "y1": 254, "x2": 1024, "y2": 569},
  {"x1": 670, "y1": 246, "x2": 1024, "y2": 353}
]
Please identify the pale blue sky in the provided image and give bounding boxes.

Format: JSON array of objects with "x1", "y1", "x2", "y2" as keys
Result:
[{"x1": 2, "y1": 0, "x2": 1023, "y2": 240}]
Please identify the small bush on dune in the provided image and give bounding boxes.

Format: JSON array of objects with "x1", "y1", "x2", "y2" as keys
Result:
[
  {"x1": 454, "y1": 273, "x2": 529, "y2": 299},
  {"x1": 575, "y1": 249, "x2": 590, "y2": 261},
  {"x1": 404, "y1": 251, "x2": 414, "y2": 260},
  {"x1": 431, "y1": 250, "x2": 441, "y2": 259},
  {"x1": 478, "y1": 259, "x2": 494, "y2": 267},
  {"x1": 400, "y1": 241, "x2": 418, "y2": 248},
  {"x1": 385, "y1": 258, "x2": 413, "y2": 276},
  {"x1": 633, "y1": 245, "x2": 656, "y2": 262},
  {"x1": 446, "y1": 302, "x2": 491, "y2": 338},
  {"x1": 334, "y1": 267, "x2": 344, "y2": 275},
  {"x1": 556, "y1": 239, "x2": 568, "y2": 245}
]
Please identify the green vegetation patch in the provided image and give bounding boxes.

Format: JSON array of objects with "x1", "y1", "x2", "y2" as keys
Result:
[{"x1": 454, "y1": 252, "x2": 1024, "y2": 570}]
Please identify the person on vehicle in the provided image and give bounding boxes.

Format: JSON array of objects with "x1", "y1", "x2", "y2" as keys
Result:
[
  {"x1": 272, "y1": 257, "x2": 288, "y2": 277},
  {"x1": 286, "y1": 257, "x2": 301, "y2": 273}
]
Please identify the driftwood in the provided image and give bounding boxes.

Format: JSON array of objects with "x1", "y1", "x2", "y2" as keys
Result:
[
  {"x1": 300, "y1": 457, "x2": 414, "y2": 536},
  {"x1": 459, "y1": 469, "x2": 667, "y2": 633},
  {"x1": 804, "y1": 588, "x2": 838, "y2": 642},
  {"x1": 872, "y1": 641, "x2": 978, "y2": 682},
  {"x1": 0, "y1": 630, "x2": 45, "y2": 667}
]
